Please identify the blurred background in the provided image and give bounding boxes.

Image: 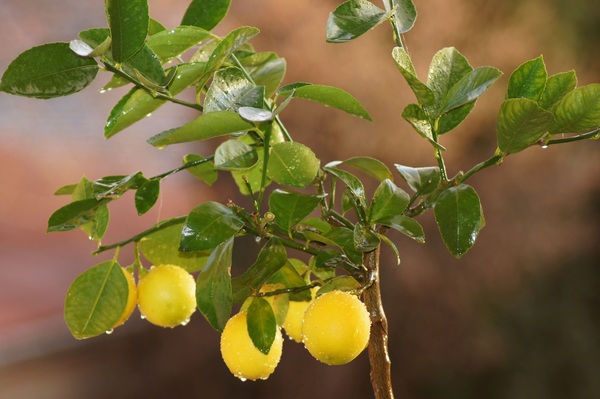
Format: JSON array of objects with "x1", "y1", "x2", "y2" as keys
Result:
[{"x1": 0, "y1": 0, "x2": 598, "y2": 398}]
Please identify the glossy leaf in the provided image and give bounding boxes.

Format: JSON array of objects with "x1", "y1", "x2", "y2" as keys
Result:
[
  {"x1": 47, "y1": 198, "x2": 111, "y2": 233},
  {"x1": 239, "y1": 106, "x2": 273, "y2": 123},
  {"x1": 437, "y1": 102, "x2": 476, "y2": 134},
  {"x1": 232, "y1": 238, "x2": 288, "y2": 303},
  {"x1": 124, "y1": 44, "x2": 169, "y2": 88},
  {"x1": 326, "y1": 0, "x2": 389, "y2": 43},
  {"x1": 71, "y1": 177, "x2": 109, "y2": 241},
  {"x1": 354, "y1": 223, "x2": 380, "y2": 252},
  {"x1": 269, "y1": 190, "x2": 323, "y2": 232},
  {"x1": 324, "y1": 164, "x2": 366, "y2": 203},
  {"x1": 325, "y1": 227, "x2": 362, "y2": 264},
  {"x1": 267, "y1": 261, "x2": 311, "y2": 301},
  {"x1": 277, "y1": 83, "x2": 371, "y2": 120},
  {"x1": 135, "y1": 179, "x2": 160, "y2": 215},
  {"x1": 183, "y1": 154, "x2": 218, "y2": 185},
  {"x1": 140, "y1": 221, "x2": 209, "y2": 273},
  {"x1": 434, "y1": 184, "x2": 483, "y2": 258},
  {"x1": 328, "y1": 156, "x2": 393, "y2": 182},
  {"x1": 105, "y1": 0, "x2": 149, "y2": 62},
  {"x1": 496, "y1": 98, "x2": 554, "y2": 154},
  {"x1": 247, "y1": 297, "x2": 277, "y2": 354},
  {"x1": 238, "y1": 52, "x2": 286, "y2": 98},
  {"x1": 180, "y1": 202, "x2": 244, "y2": 252},
  {"x1": 232, "y1": 147, "x2": 270, "y2": 195},
  {"x1": 0, "y1": 43, "x2": 98, "y2": 99},
  {"x1": 93, "y1": 172, "x2": 145, "y2": 198},
  {"x1": 204, "y1": 67, "x2": 262, "y2": 112},
  {"x1": 392, "y1": 47, "x2": 436, "y2": 107},
  {"x1": 506, "y1": 55, "x2": 547, "y2": 101},
  {"x1": 317, "y1": 276, "x2": 361, "y2": 295},
  {"x1": 267, "y1": 142, "x2": 320, "y2": 188},
  {"x1": 146, "y1": 26, "x2": 215, "y2": 64},
  {"x1": 538, "y1": 70, "x2": 577, "y2": 110},
  {"x1": 105, "y1": 62, "x2": 205, "y2": 137},
  {"x1": 369, "y1": 179, "x2": 410, "y2": 224},
  {"x1": 439, "y1": 66, "x2": 503, "y2": 116},
  {"x1": 64, "y1": 260, "x2": 128, "y2": 339},
  {"x1": 148, "y1": 111, "x2": 254, "y2": 148},
  {"x1": 214, "y1": 140, "x2": 258, "y2": 170},
  {"x1": 149, "y1": 18, "x2": 167, "y2": 35},
  {"x1": 376, "y1": 214, "x2": 425, "y2": 243},
  {"x1": 394, "y1": 164, "x2": 440, "y2": 195},
  {"x1": 385, "y1": 0, "x2": 417, "y2": 34},
  {"x1": 401, "y1": 104, "x2": 446, "y2": 150},
  {"x1": 427, "y1": 47, "x2": 472, "y2": 106},
  {"x1": 196, "y1": 238, "x2": 233, "y2": 332},
  {"x1": 182, "y1": 0, "x2": 231, "y2": 30},
  {"x1": 550, "y1": 84, "x2": 600, "y2": 134}
]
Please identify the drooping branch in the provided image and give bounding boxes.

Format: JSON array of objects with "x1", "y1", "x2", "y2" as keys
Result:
[{"x1": 363, "y1": 245, "x2": 394, "y2": 399}]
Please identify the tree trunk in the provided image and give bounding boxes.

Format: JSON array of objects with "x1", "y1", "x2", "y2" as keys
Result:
[{"x1": 363, "y1": 246, "x2": 394, "y2": 399}]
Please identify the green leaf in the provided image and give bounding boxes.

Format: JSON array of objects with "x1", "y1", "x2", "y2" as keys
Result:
[
  {"x1": 506, "y1": 55, "x2": 547, "y2": 101},
  {"x1": 0, "y1": 43, "x2": 98, "y2": 99},
  {"x1": 105, "y1": 62, "x2": 205, "y2": 138},
  {"x1": 182, "y1": 0, "x2": 231, "y2": 30},
  {"x1": 439, "y1": 66, "x2": 503, "y2": 116},
  {"x1": 148, "y1": 111, "x2": 254, "y2": 148},
  {"x1": 64, "y1": 260, "x2": 128, "y2": 339},
  {"x1": 71, "y1": 177, "x2": 109, "y2": 241},
  {"x1": 123, "y1": 44, "x2": 169, "y2": 88},
  {"x1": 401, "y1": 104, "x2": 446, "y2": 150},
  {"x1": 180, "y1": 201, "x2": 245, "y2": 252},
  {"x1": 247, "y1": 297, "x2": 277, "y2": 354},
  {"x1": 434, "y1": 184, "x2": 483, "y2": 258},
  {"x1": 105, "y1": 0, "x2": 149, "y2": 62},
  {"x1": 324, "y1": 164, "x2": 366, "y2": 202},
  {"x1": 232, "y1": 147, "x2": 270, "y2": 195},
  {"x1": 47, "y1": 198, "x2": 112, "y2": 233},
  {"x1": 328, "y1": 156, "x2": 393, "y2": 182},
  {"x1": 148, "y1": 18, "x2": 167, "y2": 35},
  {"x1": 427, "y1": 47, "x2": 473, "y2": 105},
  {"x1": 183, "y1": 154, "x2": 218, "y2": 185},
  {"x1": 135, "y1": 179, "x2": 160, "y2": 215},
  {"x1": 353, "y1": 223, "x2": 380, "y2": 252},
  {"x1": 538, "y1": 70, "x2": 577, "y2": 110},
  {"x1": 385, "y1": 0, "x2": 417, "y2": 34},
  {"x1": 93, "y1": 172, "x2": 146, "y2": 198},
  {"x1": 204, "y1": 67, "x2": 262, "y2": 112},
  {"x1": 326, "y1": 0, "x2": 389, "y2": 43},
  {"x1": 317, "y1": 276, "x2": 361, "y2": 295},
  {"x1": 267, "y1": 261, "x2": 311, "y2": 301},
  {"x1": 496, "y1": 98, "x2": 554, "y2": 154},
  {"x1": 268, "y1": 190, "x2": 323, "y2": 232},
  {"x1": 324, "y1": 227, "x2": 363, "y2": 265},
  {"x1": 55, "y1": 183, "x2": 78, "y2": 196},
  {"x1": 437, "y1": 102, "x2": 476, "y2": 134},
  {"x1": 146, "y1": 26, "x2": 215, "y2": 64},
  {"x1": 277, "y1": 83, "x2": 372, "y2": 120},
  {"x1": 377, "y1": 214, "x2": 425, "y2": 243},
  {"x1": 238, "y1": 106, "x2": 273, "y2": 123},
  {"x1": 391, "y1": 47, "x2": 436, "y2": 107},
  {"x1": 238, "y1": 52, "x2": 286, "y2": 98},
  {"x1": 549, "y1": 84, "x2": 600, "y2": 134},
  {"x1": 196, "y1": 238, "x2": 233, "y2": 332},
  {"x1": 140, "y1": 221, "x2": 209, "y2": 273},
  {"x1": 267, "y1": 142, "x2": 320, "y2": 188},
  {"x1": 232, "y1": 238, "x2": 288, "y2": 303},
  {"x1": 394, "y1": 164, "x2": 440, "y2": 195},
  {"x1": 369, "y1": 179, "x2": 410, "y2": 224},
  {"x1": 214, "y1": 140, "x2": 259, "y2": 170}
]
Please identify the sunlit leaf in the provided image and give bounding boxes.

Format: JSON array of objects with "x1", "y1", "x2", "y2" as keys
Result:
[
  {"x1": 183, "y1": 154, "x2": 218, "y2": 185},
  {"x1": 496, "y1": 98, "x2": 554, "y2": 154},
  {"x1": 328, "y1": 156, "x2": 393, "y2": 182},
  {"x1": 238, "y1": 52, "x2": 286, "y2": 98},
  {"x1": 105, "y1": 0, "x2": 149, "y2": 62},
  {"x1": 427, "y1": 47, "x2": 472, "y2": 105},
  {"x1": 385, "y1": 0, "x2": 417, "y2": 34},
  {"x1": 549, "y1": 84, "x2": 600, "y2": 134},
  {"x1": 376, "y1": 214, "x2": 425, "y2": 243},
  {"x1": 180, "y1": 202, "x2": 245, "y2": 252},
  {"x1": 267, "y1": 142, "x2": 320, "y2": 188},
  {"x1": 392, "y1": 47, "x2": 436, "y2": 107},
  {"x1": 181, "y1": 0, "x2": 231, "y2": 30},
  {"x1": 247, "y1": 297, "x2": 277, "y2": 354},
  {"x1": 401, "y1": 104, "x2": 446, "y2": 150},
  {"x1": 64, "y1": 260, "x2": 128, "y2": 339},
  {"x1": 204, "y1": 67, "x2": 262, "y2": 112},
  {"x1": 214, "y1": 139, "x2": 259, "y2": 170},
  {"x1": 326, "y1": 0, "x2": 389, "y2": 43},
  {"x1": 439, "y1": 66, "x2": 502, "y2": 116},
  {"x1": 147, "y1": 26, "x2": 215, "y2": 64},
  {"x1": 317, "y1": 276, "x2": 361, "y2": 295},
  {"x1": 394, "y1": 164, "x2": 440, "y2": 194},
  {"x1": 369, "y1": 179, "x2": 410, "y2": 224},
  {"x1": 267, "y1": 261, "x2": 311, "y2": 301},
  {"x1": 47, "y1": 198, "x2": 112, "y2": 233},
  {"x1": 506, "y1": 55, "x2": 547, "y2": 101},
  {"x1": 0, "y1": 43, "x2": 98, "y2": 99},
  {"x1": 538, "y1": 70, "x2": 577, "y2": 110}
]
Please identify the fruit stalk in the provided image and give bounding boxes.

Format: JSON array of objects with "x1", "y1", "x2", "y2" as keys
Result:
[{"x1": 363, "y1": 246, "x2": 394, "y2": 399}]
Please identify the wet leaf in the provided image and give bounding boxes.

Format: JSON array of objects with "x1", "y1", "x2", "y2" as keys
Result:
[
  {"x1": 549, "y1": 84, "x2": 600, "y2": 134},
  {"x1": 146, "y1": 26, "x2": 215, "y2": 64},
  {"x1": 47, "y1": 198, "x2": 112, "y2": 233},
  {"x1": 434, "y1": 184, "x2": 483, "y2": 258},
  {"x1": 394, "y1": 164, "x2": 441, "y2": 194},
  {"x1": 64, "y1": 260, "x2": 128, "y2": 339},
  {"x1": 369, "y1": 179, "x2": 410, "y2": 224},
  {"x1": 401, "y1": 104, "x2": 446, "y2": 150},
  {"x1": 506, "y1": 55, "x2": 547, "y2": 101},
  {"x1": 385, "y1": 0, "x2": 417, "y2": 34},
  {"x1": 267, "y1": 261, "x2": 311, "y2": 301},
  {"x1": 238, "y1": 106, "x2": 273, "y2": 123},
  {"x1": 0, "y1": 43, "x2": 98, "y2": 99},
  {"x1": 268, "y1": 189, "x2": 323, "y2": 232},
  {"x1": 204, "y1": 67, "x2": 262, "y2": 112},
  {"x1": 180, "y1": 202, "x2": 245, "y2": 252},
  {"x1": 183, "y1": 154, "x2": 218, "y2": 185},
  {"x1": 392, "y1": 47, "x2": 436, "y2": 107},
  {"x1": 247, "y1": 297, "x2": 277, "y2": 354},
  {"x1": 105, "y1": 0, "x2": 149, "y2": 62},
  {"x1": 353, "y1": 223, "x2": 380, "y2": 252},
  {"x1": 214, "y1": 139, "x2": 259, "y2": 170},
  {"x1": 181, "y1": 0, "x2": 231, "y2": 30},
  {"x1": 135, "y1": 179, "x2": 160, "y2": 215},
  {"x1": 496, "y1": 98, "x2": 554, "y2": 154},
  {"x1": 328, "y1": 156, "x2": 393, "y2": 182},
  {"x1": 238, "y1": 52, "x2": 286, "y2": 98},
  {"x1": 427, "y1": 47, "x2": 472, "y2": 106},
  {"x1": 439, "y1": 66, "x2": 502, "y2": 116},
  {"x1": 318, "y1": 276, "x2": 361, "y2": 295},
  {"x1": 267, "y1": 142, "x2": 320, "y2": 188},
  {"x1": 538, "y1": 70, "x2": 577, "y2": 110},
  {"x1": 326, "y1": 0, "x2": 389, "y2": 43},
  {"x1": 376, "y1": 214, "x2": 425, "y2": 243}
]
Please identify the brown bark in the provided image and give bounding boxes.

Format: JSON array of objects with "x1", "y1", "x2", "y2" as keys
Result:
[{"x1": 363, "y1": 246, "x2": 394, "y2": 399}]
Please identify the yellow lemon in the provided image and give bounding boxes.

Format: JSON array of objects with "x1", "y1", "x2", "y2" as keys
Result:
[
  {"x1": 137, "y1": 265, "x2": 196, "y2": 328},
  {"x1": 220, "y1": 311, "x2": 283, "y2": 381},
  {"x1": 113, "y1": 268, "x2": 137, "y2": 328},
  {"x1": 301, "y1": 290, "x2": 370, "y2": 365}
]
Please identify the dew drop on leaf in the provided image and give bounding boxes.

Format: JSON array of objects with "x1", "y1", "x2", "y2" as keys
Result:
[{"x1": 105, "y1": 329, "x2": 114, "y2": 335}]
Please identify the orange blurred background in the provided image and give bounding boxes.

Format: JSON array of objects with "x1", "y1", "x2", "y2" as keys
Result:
[{"x1": 1, "y1": 0, "x2": 599, "y2": 398}]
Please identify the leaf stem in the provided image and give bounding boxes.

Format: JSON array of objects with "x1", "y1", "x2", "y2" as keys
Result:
[
  {"x1": 458, "y1": 153, "x2": 503, "y2": 183},
  {"x1": 152, "y1": 155, "x2": 215, "y2": 181},
  {"x1": 544, "y1": 128, "x2": 600, "y2": 145}
]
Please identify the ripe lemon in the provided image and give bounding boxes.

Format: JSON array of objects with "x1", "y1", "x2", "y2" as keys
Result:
[
  {"x1": 301, "y1": 290, "x2": 371, "y2": 365},
  {"x1": 282, "y1": 288, "x2": 316, "y2": 343},
  {"x1": 137, "y1": 264, "x2": 196, "y2": 328},
  {"x1": 220, "y1": 311, "x2": 283, "y2": 381},
  {"x1": 113, "y1": 268, "x2": 137, "y2": 328}
]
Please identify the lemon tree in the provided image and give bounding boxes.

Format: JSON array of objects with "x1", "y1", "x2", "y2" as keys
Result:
[{"x1": 2, "y1": 0, "x2": 598, "y2": 397}]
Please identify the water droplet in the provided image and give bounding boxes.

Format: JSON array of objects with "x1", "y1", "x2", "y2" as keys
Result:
[
  {"x1": 255, "y1": 236, "x2": 261, "y2": 243},
  {"x1": 99, "y1": 89, "x2": 107, "y2": 94},
  {"x1": 541, "y1": 145, "x2": 548, "y2": 149},
  {"x1": 237, "y1": 376, "x2": 247, "y2": 382},
  {"x1": 180, "y1": 318, "x2": 191, "y2": 326},
  {"x1": 105, "y1": 329, "x2": 114, "y2": 335},
  {"x1": 146, "y1": 113, "x2": 152, "y2": 118},
  {"x1": 140, "y1": 314, "x2": 146, "y2": 320}
]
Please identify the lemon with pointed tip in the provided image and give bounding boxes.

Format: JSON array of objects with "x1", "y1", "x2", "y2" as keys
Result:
[
  {"x1": 220, "y1": 311, "x2": 283, "y2": 381},
  {"x1": 113, "y1": 268, "x2": 137, "y2": 328},
  {"x1": 301, "y1": 290, "x2": 371, "y2": 365},
  {"x1": 137, "y1": 264, "x2": 196, "y2": 328}
]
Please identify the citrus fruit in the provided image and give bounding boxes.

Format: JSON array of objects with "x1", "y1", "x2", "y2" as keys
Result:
[{"x1": 113, "y1": 268, "x2": 137, "y2": 328}]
